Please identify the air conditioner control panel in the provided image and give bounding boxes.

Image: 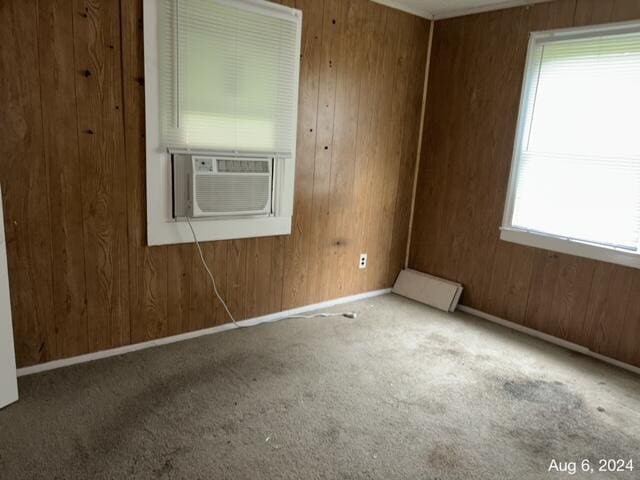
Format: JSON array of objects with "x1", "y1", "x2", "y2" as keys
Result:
[{"x1": 194, "y1": 157, "x2": 214, "y2": 173}]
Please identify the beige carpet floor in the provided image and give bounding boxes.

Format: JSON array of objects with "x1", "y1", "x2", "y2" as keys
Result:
[{"x1": 1, "y1": 294, "x2": 639, "y2": 479}]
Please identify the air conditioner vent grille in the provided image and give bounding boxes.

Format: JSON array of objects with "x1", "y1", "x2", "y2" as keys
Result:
[
  {"x1": 217, "y1": 159, "x2": 270, "y2": 173},
  {"x1": 195, "y1": 175, "x2": 270, "y2": 213}
]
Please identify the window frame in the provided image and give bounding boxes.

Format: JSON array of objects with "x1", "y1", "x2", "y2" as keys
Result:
[
  {"x1": 501, "y1": 20, "x2": 640, "y2": 269},
  {"x1": 143, "y1": 0, "x2": 302, "y2": 246}
]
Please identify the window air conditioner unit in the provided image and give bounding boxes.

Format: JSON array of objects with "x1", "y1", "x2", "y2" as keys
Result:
[{"x1": 172, "y1": 154, "x2": 273, "y2": 219}]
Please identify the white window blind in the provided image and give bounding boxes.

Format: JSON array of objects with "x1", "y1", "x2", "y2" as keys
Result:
[
  {"x1": 158, "y1": 0, "x2": 300, "y2": 154},
  {"x1": 506, "y1": 26, "x2": 640, "y2": 253}
]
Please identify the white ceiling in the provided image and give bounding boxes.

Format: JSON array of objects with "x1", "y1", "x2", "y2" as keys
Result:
[{"x1": 372, "y1": 0, "x2": 554, "y2": 20}]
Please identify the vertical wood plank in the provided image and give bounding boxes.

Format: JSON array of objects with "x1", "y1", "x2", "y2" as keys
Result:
[
  {"x1": 73, "y1": 0, "x2": 130, "y2": 350},
  {"x1": 451, "y1": 7, "x2": 528, "y2": 309},
  {"x1": 610, "y1": 0, "x2": 640, "y2": 21},
  {"x1": 573, "y1": 0, "x2": 614, "y2": 25},
  {"x1": 323, "y1": 0, "x2": 366, "y2": 299},
  {"x1": 409, "y1": 17, "x2": 466, "y2": 280},
  {"x1": 0, "y1": 0, "x2": 55, "y2": 366},
  {"x1": 282, "y1": 0, "x2": 325, "y2": 310},
  {"x1": 546, "y1": 256, "x2": 596, "y2": 342},
  {"x1": 304, "y1": 0, "x2": 344, "y2": 304},
  {"x1": 121, "y1": 0, "x2": 168, "y2": 344},
  {"x1": 226, "y1": 239, "x2": 247, "y2": 320},
  {"x1": 189, "y1": 241, "x2": 219, "y2": 330},
  {"x1": 348, "y1": 1, "x2": 388, "y2": 294},
  {"x1": 485, "y1": 243, "x2": 536, "y2": 324},
  {"x1": 246, "y1": 237, "x2": 284, "y2": 319},
  {"x1": 582, "y1": 265, "x2": 635, "y2": 358},
  {"x1": 244, "y1": 237, "x2": 272, "y2": 319},
  {"x1": 360, "y1": 9, "x2": 406, "y2": 293},
  {"x1": 617, "y1": 273, "x2": 640, "y2": 365},
  {"x1": 37, "y1": 0, "x2": 89, "y2": 359},
  {"x1": 370, "y1": 11, "x2": 423, "y2": 291},
  {"x1": 166, "y1": 245, "x2": 190, "y2": 335},
  {"x1": 211, "y1": 240, "x2": 229, "y2": 326},
  {"x1": 269, "y1": 236, "x2": 285, "y2": 313},
  {"x1": 386, "y1": 16, "x2": 430, "y2": 285}
]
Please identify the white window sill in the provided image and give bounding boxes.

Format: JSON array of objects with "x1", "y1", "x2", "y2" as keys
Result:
[
  {"x1": 500, "y1": 227, "x2": 640, "y2": 269},
  {"x1": 148, "y1": 216, "x2": 291, "y2": 246}
]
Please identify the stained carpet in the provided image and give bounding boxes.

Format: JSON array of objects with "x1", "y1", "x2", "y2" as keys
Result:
[{"x1": 1, "y1": 294, "x2": 639, "y2": 479}]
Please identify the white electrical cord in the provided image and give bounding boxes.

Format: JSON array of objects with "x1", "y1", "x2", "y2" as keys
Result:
[
  {"x1": 287, "y1": 312, "x2": 357, "y2": 319},
  {"x1": 185, "y1": 217, "x2": 238, "y2": 327},
  {"x1": 185, "y1": 217, "x2": 358, "y2": 327}
]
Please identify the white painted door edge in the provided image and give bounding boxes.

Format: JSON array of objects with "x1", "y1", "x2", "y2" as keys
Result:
[
  {"x1": 0, "y1": 187, "x2": 18, "y2": 408},
  {"x1": 457, "y1": 305, "x2": 640, "y2": 376},
  {"x1": 17, "y1": 288, "x2": 392, "y2": 377}
]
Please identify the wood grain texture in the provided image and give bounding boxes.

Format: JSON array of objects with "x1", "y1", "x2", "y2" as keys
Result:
[
  {"x1": 0, "y1": 0, "x2": 428, "y2": 368},
  {"x1": 38, "y1": 0, "x2": 89, "y2": 359},
  {"x1": 409, "y1": 0, "x2": 640, "y2": 367},
  {"x1": 73, "y1": 0, "x2": 130, "y2": 351},
  {"x1": 386, "y1": 15, "x2": 430, "y2": 286},
  {"x1": 0, "y1": 0, "x2": 55, "y2": 366},
  {"x1": 120, "y1": 0, "x2": 168, "y2": 344},
  {"x1": 281, "y1": 0, "x2": 324, "y2": 309}
]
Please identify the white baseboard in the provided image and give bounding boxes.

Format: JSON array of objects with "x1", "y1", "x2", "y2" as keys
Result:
[
  {"x1": 457, "y1": 305, "x2": 640, "y2": 376},
  {"x1": 17, "y1": 288, "x2": 392, "y2": 377}
]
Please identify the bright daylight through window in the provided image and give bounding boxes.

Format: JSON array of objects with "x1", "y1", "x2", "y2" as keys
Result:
[{"x1": 502, "y1": 23, "x2": 640, "y2": 268}]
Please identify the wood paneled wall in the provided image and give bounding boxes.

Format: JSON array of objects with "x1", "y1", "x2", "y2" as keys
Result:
[
  {"x1": 0, "y1": 0, "x2": 429, "y2": 367},
  {"x1": 410, "y1": 0, "x2": 640, "y2": 367}
]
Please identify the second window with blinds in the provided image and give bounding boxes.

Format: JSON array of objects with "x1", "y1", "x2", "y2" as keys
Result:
[{"x1": 501, "y1": 21, "x2": 640, "y2": 269}]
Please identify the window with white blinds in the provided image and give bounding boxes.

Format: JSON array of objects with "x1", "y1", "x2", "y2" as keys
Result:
[
  {"x1": 143, "y1": 0, "x2": 301, "y2": 246},
  {"x1": 502, "y1": 23, "x2": 640, "y2": 267},
  {"x1": 158, "y1": 0, "x2": 300, "y2": 154}
]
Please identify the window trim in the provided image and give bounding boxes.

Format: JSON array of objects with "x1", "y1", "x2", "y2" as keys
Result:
[
  {"x1": 143, "y1": 0, "x2": 302, "y2": 246},
  {"x1": 501, "y1": 20, "x2": 640, "y2": 269}
]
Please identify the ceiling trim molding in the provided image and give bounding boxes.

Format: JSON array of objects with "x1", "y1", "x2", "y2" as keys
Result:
[
  {"x1": 434, "y1": 0, "x2": 554, "y2": 20},
  {"x1": 371, "y1": 1, "x2": 435, "y2": 20},
  {"x1": 372, "y1": 0, "x2": 555, "y2": 21}
]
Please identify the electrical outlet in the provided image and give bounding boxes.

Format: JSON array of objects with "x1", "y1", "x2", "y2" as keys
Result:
[{"x1": 359, "y1": 253, "x2": 367, "y2": 269}]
